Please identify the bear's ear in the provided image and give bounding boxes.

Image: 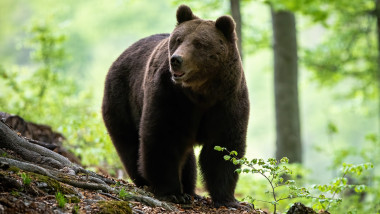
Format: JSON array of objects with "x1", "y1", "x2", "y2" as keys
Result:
[
  {"x1": 215, "y1": 15, "x2": 236, "y2": 42},
  {"x1": 176, "y1": 5, "x2": 198, "y2": 25}
]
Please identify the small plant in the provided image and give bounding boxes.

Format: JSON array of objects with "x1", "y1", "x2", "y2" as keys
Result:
[
  {"x1": 0, "y1": 151, "x2": 7, "y2": 157},
  {"x1": 214, "y1": 146, "x2": 373, "y2": 213},
  {"x1": 72, "y1": 204, "x2": 80, "y2": 214},
  {"x1": 11, "y1": 190, "x2": 20, "y2": 197},
  {"x1": 20, "y1": 172, "x2": 32, "y2": 186},
  {"x1": 55, "y1": 192, "x2": 67, "y2": 208},
  {"x1": 119, "y1": 187, "x2": 130, "y2": 200},
  {"x1": 311, "y1": 162, "x2": 373, "y2": 211},
  {"x1": 214, "y1": 146, "x2": 307, "y2": 213}
]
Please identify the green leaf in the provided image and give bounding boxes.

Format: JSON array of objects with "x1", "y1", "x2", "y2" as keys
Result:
[
  {"x1": 327, "y1": 121, "x2": 338, "y2": 134},
  {"x1": 354, "y1": 185, "x2": 366, "y2": 193},
  {"x1": 258, "y1": 159, "x2": 265, "y2": 165},
  {"x1": 280, "y1": 157, "x2": 289, "y2": 163},
  {"x1": 224, "y1": 155, "x2": 231, "y2": 161},
  {"x1": 214, "y1": 146, "x2": 223, "y2": 151},
  {"x1": 230, "y1": 151, "x2": 238, "y2": 156},
  {"x1": 232, "y1": 159, "x2": 240, "y2": 165},
  {"x1": 21, "y1": 173, "x2": 32, "y2": 186}
]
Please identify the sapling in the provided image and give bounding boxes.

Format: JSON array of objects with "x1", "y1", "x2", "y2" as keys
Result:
[
  {"x1": 214, "y1": 146, "x2": 308, "y2": 213},
  {"x1": 214, "y1": 146, "x2": 373, "y2": 213}
]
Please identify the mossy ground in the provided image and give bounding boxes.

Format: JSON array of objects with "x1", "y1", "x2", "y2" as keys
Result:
[{"x1": 97, "y1": 201, "x2": 132, "y2": 214}]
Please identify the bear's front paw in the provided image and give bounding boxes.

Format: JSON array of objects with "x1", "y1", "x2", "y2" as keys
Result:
[
  {"x1": 158, "y1": 193, "x2": 192, "y2": 204},
  {"x1": 214, "y1": 200, "x2": 254, "y2": 211}
]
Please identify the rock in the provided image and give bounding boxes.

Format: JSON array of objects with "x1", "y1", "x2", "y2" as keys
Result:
[{"x1": 287, "y1": 202, "x2": 316, "y2": 214}]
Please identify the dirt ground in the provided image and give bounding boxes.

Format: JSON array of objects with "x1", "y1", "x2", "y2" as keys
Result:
[{"x1": 0, "y1": 167, "x2": 269, "y2": 214}]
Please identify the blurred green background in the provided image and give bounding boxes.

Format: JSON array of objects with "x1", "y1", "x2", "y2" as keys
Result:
[{"x1": 1, "y1": 0, "x2": 379, "y2": 212}]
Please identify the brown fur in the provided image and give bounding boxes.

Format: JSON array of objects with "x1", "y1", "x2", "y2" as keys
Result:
[{"x1": 102, "y1": 5, "x2": 249, "y2": 208}]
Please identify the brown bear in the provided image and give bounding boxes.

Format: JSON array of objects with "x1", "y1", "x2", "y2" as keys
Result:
[{"x1": 102, "y1": 5, "x2": 249, "y2": 208}]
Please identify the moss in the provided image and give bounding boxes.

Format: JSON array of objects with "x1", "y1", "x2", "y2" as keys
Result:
[
  {"x1": 66, "y1": 195, "x2": 80, "y2": 203},
  {"x1": 8, "y1": 166, "x2": 20, "y2": 173},
  {"x1": 29, "y1": 172, "x2": 75, "y2": 194},
  {"x1": 11, "y1": 190, "x2": 20, "y2": 197},
  {"x1": 97, "y1": 201, "x2": 132, "y2": 214}
]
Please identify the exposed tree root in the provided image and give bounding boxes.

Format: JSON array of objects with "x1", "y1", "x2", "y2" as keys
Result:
[{"x1": 0, "y1": 120, "x2": 178, "y2": 212}]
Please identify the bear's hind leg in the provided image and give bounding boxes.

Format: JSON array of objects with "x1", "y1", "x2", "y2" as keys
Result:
[
  {"x1": 181, "y1": 149, "x2": 197, "y2": 196},
  {"x1": 112, "y1": 129, "x2": 148, "y2": 187},
  {"x1": 102, "y1": 80, "x2": 148, "y2": 187}
]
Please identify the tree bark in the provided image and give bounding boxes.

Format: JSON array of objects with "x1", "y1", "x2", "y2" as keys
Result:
[
  {"x1": 230, "y1": 0, "x2": 243, "y2": 59},
  {"x1": 271, "y1": 8, "x2": 302, "y2": 163}
]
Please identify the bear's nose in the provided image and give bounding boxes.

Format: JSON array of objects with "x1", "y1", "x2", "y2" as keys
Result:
[{"x1": 170, "y1": 55, "x2": 183, "y2": 69}]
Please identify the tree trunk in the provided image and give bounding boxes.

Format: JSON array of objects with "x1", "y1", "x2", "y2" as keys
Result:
[
  {"x1": 230, "y1": 0, "x2": 243, "y2": 59},
  {"x1": 376, "y1": 0, "x2": 380, "y2": 138},
  {"x1": 271, "y1": 8, "x2": 302, "y2": 163}
]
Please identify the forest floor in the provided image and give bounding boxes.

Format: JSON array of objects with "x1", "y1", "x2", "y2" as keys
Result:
[
  {"x1": 0, "y1": 113, "x2": 319, "y2": 214},
  {"x1": 0, "y1": 161, "x2": 267, "y2": 214}
]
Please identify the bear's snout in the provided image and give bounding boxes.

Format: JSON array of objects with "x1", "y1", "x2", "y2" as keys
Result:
[
  {"x1": 170, "y1": 55, "x2": 183, "y2": 70},
  {"x1": 170, "y1": 55, "x2": 186, "y2": 79}
]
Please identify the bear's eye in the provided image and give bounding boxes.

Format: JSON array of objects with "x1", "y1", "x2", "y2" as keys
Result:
[
  {"x1": 193, "y1": 41, "x2": 203, "y2": 49},
  {"x1": 193, "y1": 41, "x2": 209, "y2": 50},
  {"x1": 176, "y1": 37, "x2": 183, "y2": 44}
]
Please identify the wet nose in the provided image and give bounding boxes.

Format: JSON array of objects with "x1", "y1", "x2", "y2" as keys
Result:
[{"x1": 170, "y1": 55, "x2": 183, "y2": 69}]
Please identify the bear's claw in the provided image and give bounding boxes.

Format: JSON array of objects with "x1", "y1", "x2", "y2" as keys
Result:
[{"x1": 158, "y1": 193, "x2": 193, "y2": 204}]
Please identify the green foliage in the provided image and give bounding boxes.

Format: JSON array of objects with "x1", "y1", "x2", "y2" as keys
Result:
[
  {"x1": 11, "y1": 190, "x2": 20, "y2": 197},
  {"x1": 119, "y1": 187, "x2": 130, "y2": 200},
  {"x1": 0, "y1": 151, "x2": 7, "y2": 157},
  {"x1": 118, "y1": 187, "x2": 137, "y2": 202},
  {"x1": 20, "y1": 172, "x2": 32, "y2": 186},
  {"x1": 55, "y1": 192, "x2": 67, "y2": 208},
  {"x1": 215, "y1": 146, "x2": 373, "y2": 213},
  {"x1": 0, "y1": 16, "x2": 121, "y2": 169},
  {"x1": 214, "y1": 146, "x2": 307, "y2": 213},
  {"x1": 97, "y1": 201, "x2": 132, "y2": 214},
  {"x1": 1, "y1": 19, "x2": 77, "y2": 124},
  {"x1": 311, "y1": 162, "x2": 373, "y2": 211},
  {"x1": 72, "y1": 204, "x2": 80, "y2": 214},
  {"x1": 316, "y1": 129, "x2": 380, "y2": 213},
  {"x1": 303, "y1": 0, "x2": 377, "y2": 101}
]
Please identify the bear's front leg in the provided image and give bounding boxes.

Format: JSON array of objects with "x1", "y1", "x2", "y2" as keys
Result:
[
  {"x1": 199, "y1": 96, "x2": 249, "y2": 209},
  {"x1": 138, "y1": 89, "x2": 200, "y2": 204},
  {"x1": 200, "y1": 144, "x2": 243, "y2": 208}
]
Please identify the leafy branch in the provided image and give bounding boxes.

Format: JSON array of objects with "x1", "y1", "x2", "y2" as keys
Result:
[
  {"x1": 214, "y1": 146, "x2": 373, "y2": 213},
  {"x1": 214, "y1": 146, "x2": 298, "y2": 213},
  {"x1": 311, "y1": 162, "x2": 373, "y2": 211}
]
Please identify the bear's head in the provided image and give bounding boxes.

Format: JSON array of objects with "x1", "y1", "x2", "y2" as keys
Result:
[{"x1": 169, "y1": 5, "x2": 242, "y2": 97}]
